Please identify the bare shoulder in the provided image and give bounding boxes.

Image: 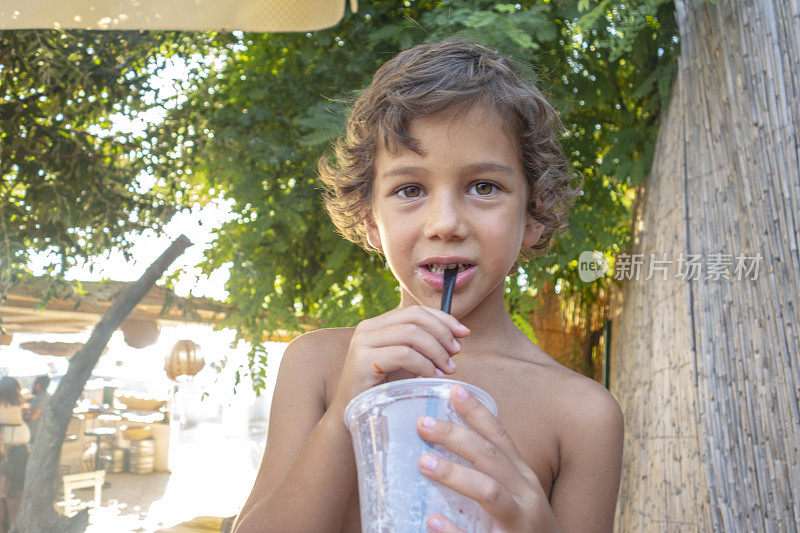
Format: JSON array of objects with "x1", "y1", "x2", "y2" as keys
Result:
[
  {"x1": 529, "y1": 357, "x2": 623, "y2": 446},
  {"x1": 559, "y1": 368, "x2": 622, "y2": 440},
  {"x1": 264, "y1": 326, "x2": 357, "y2": 435},
  {"x1": 276, "y1": 328, "x2": 352, "y2": 384},
  {"x1": 538, "y1": 360, "x2": 624, "y2": 492},
  {"x1": 521, "y1": 354, "x2": 624, "y2": 529},
  {"x1": 495, "y1": 340, "x2": 623, "y2": 465},
  {"x1": 281, "y1": 327, "x2": 355, "y2": 394},
  {"x1": 285, "y1": 327, "x2": 355, "y2": 356}
]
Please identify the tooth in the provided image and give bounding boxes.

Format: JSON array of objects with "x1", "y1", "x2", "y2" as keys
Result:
[{"x1": 429, "y1": 263, "x2": 471, "y2": 274}]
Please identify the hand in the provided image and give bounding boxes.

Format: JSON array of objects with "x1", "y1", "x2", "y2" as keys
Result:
[
  {"x1": 328, "y1": 305, "x2": 469, "y2": 418},
  {"x1": 416, "y1": 384, "x2": 561, "y2": 533}
]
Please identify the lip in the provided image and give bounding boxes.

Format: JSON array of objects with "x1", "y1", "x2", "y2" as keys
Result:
[{"x1": 415, "y1": 256, "x2": 477, "y2": 291}]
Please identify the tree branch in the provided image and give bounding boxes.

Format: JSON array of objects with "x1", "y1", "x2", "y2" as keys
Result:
[{"x1": 11, "y1": 234, "x2": 192, "y2": 533}]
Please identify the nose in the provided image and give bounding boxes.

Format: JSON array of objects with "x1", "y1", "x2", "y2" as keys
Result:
[{"x1": 422, "y1": 191, "x2": 468, "y2": 241}]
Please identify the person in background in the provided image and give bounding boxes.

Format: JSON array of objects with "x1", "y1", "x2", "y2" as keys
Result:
[
  {"x1": 0, "y1": 377, "x2": 30, "y2": 451},
  {"x1": 23, "y1": 375, "x2": 50, "y2": 442},
  {"x1": 0, "y1": 377, "x2": 30, "y2": 532}
]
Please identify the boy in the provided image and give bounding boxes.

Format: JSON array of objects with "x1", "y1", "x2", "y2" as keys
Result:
[{"x1": 235, "y1": 40, "x2": 623, "y2": 532}]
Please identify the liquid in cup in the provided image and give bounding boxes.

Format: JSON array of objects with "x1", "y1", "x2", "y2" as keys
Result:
[{"x1": 344, "y1": 378, "x2": 497, "y2": 533}]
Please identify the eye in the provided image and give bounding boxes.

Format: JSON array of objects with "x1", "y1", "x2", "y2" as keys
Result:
[
  {"x1": 470, "y1": 181, "x2": 498, "y2": 196},
  {"x1": 397, "y1": 185, "x2": 423, "y2": 198}
]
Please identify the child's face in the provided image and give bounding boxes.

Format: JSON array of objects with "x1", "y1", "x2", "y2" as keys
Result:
[{"x1": 367, "y1": 104, "x2": 544, "y2": 317}]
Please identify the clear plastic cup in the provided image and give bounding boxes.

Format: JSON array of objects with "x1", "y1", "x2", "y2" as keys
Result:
[{"x1": 344, "y1": 378, "x2": 497, "y2": 533}]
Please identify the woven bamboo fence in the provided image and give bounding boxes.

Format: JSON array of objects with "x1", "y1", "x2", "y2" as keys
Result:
[
  {"x1": 527, "y1": 283, "x2": 608, "y2": 382},
  {"x1": 609, "y1": 0, "x2": 800, "y2": 530}
]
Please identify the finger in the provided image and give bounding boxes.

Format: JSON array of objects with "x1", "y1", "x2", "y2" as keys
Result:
[
  {"x1": 427, "y1": 514, "x2": 465, "y2": 533},
  {"x1": 361, "y1": 323, "x2": 457, "y2": 373},
  {"x1": 449, "y1": 385, "x2": 527, "y2": 470},
  {"x1": 416, "y1": 305, "x2": 471, "y2": 337},
  {"x1": 399, "y1": 306, "x2": 469, "y2": 353},
  {"x1": 419, "y1": 452, "x2": 519, "y2": 521},
  {"x1": 416, "y1": 415, "x2": 527, "y2": 495},
  {"x1": 368, "y1": 346, "x2": 439, "y2": 378},
  {"x1": 360, "y1": 305, "x2": 469, "y2": 345},
  {"x1": 403, "y1": 307, "x2": 468, "y2": 361}
]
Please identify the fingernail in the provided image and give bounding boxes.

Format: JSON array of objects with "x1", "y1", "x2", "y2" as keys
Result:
[
  {"x1": 429, "y1": 517, "x2": 443, "y2": 532},
  {"x1": 452, "y1": 339, "x2": 461, "y2": 350},
  {"x1": 435, "y1": 368, "x2": 445, "y2": 377},
  {"x1": 420, "y1": 453, "x2": 438, "y2": 471},
  {"x1": 455, "y1": 385, "x2": 468, "y2": 399},
  {"x1": 420, "y1": 415, "x2": 436, "y2": 429},
  {"x1": 448, "y1": 360, "x2": 457, "y2": 371}
]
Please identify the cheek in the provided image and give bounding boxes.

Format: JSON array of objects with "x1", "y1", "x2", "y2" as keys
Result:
[
  {"x1": 495, "y1": 209, "x2": 527, "y2": 237},
  {"x1": 378, "y1": 223, "x2": 413, "y2": 253}
]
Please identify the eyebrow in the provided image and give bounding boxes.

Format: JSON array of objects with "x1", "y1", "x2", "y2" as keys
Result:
[
  {"x1": 380, "y1": 166, "x2": 428, "y2": 179},
  {"x1": 461, "y1": 162, "x2": 516, "y2": 175},
  {"x1": 380, "y1": 162, "x2": 515, "y2": 179}
]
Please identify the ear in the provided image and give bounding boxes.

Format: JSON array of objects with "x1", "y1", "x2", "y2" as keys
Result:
[
  {"x1": 522, "y1": 215, "x2": 544, "y2": 248},
  {"x1": 365, "y1": 216, "x2": 382, "y2": 251}
]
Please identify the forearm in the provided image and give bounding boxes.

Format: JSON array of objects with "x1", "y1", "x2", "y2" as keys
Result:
[{"x1": 234, "y1": 409, "x2": 356, "y2": 532}]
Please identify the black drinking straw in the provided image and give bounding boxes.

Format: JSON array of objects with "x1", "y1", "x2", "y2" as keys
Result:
[
  {"x1": 420, "y1": 265, "x2": 460, "y2": 520},
  {"x1": 418, "y1": 267, "x2": 459, "y2": 522},
  {"x1": 441, "y1": 267, "x2": 458, "y2": 314}
]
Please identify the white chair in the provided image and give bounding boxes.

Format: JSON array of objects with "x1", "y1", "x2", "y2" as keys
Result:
[{"x1": 61, "y1": 470, "x2": 105, "y2": 516}]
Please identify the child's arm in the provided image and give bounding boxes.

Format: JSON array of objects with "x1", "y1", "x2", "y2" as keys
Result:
[
  {"x1": 415, "y1": 383, "x2": 623, "y2": 533},
  {"x1": 233, "y1": 331, "x2": 355, "y2": 532},
  {"x1": 234, "y1": 306, "x2": 468, "y2": 532},
  {"x1": 546, "y1": 388, "x2": 624, "y2": 532}
]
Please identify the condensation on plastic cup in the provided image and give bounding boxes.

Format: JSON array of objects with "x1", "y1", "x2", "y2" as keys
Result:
[{"x1": 344, "y1": 378, "x2": 497, "y2": 533}]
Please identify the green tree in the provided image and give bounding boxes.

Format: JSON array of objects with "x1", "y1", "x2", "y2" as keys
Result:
[
  {"x1": 0, "y1": 30, "x2": 219, "y2": 305},
  {"x1": 0, "y1": 32, "x2": 225, "y2": 532},
  {"x1": 149, "y1": 0, "x2": 678, "y2": 388}
]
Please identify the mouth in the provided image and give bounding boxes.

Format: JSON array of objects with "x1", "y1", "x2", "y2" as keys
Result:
[
  {"x1": 423, "y1": 263, "x2": 474, "y2": 274},
  {"x1": 416, "y1": 260, "x2": 478, "y2": 291}
]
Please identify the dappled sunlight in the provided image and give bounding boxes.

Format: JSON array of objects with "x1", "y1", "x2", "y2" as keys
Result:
[
  {"x1": 0, "y1": 323, "x2": 284, "y2": 530},
  {"x1": 80, "y1": 409, "x2": 266, "y2": 532}
]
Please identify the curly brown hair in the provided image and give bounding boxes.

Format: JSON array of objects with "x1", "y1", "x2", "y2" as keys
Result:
[{"x1": 319, "y1": 39, "x2": 580, "y2": 260}]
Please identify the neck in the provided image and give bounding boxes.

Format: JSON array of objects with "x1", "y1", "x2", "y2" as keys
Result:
[{"x1": 458, "y1": 289, "x2": 524, "y2": 355}]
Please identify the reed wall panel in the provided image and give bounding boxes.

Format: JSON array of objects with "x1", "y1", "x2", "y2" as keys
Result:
[{"x1": 610, "y1": 0, "x2": 800, "y2": 530}]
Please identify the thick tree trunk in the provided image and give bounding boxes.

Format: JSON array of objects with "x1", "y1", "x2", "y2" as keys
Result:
[
  {"x1": 610, "y1": 0, "x2": 800, "y2": 530},
  {"x1": 11, "y1": 235, "x2": 192, "y2": 533}
]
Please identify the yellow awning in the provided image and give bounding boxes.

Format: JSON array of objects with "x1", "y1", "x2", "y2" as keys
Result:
[
  {"x1": 1, "y1": 277, "x2": 309, "y2": 343},
  {"x1": 0, "y1": 0, "x2": 356, "y2": 32}
]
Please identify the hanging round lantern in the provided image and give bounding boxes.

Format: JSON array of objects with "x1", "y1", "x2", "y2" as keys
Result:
[
  {"x1": 121, "y1": 319, "x2": 161, "y2": 349},
  {"x1": 164, "y1": 340, "x2": 204, "y2": 381}
]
